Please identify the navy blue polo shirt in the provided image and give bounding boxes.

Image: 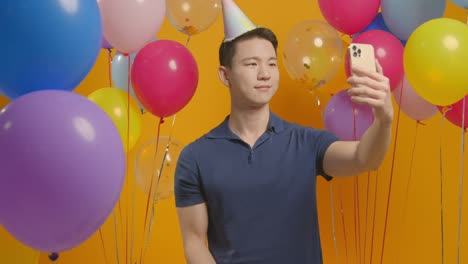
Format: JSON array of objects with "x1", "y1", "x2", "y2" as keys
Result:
[{"x1": 175, "y1": 112, "x2": 339, "y2": 264}]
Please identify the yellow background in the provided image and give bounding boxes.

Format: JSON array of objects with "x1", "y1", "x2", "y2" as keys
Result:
[{"x1": 1, "y1": 1, "x2": 467, "y2": 263}]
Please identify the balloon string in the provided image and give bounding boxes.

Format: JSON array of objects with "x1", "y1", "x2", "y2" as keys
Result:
[
  {"x1": 396, "y1": 121, "x2": 420, "y2": 263},
  {"x1": 124, "y1": 54, "x2": 133, "y2": 264},
  {"x1": 113, "y1": 212, "x2": 121, "y2": 264},
  {"x1": 99, "y1": 228, "x2": 109, "y2": 264},
  {"x1": 380, "y1": 79, "x2": 403, "y2": 262},
  {"x1": 141, "y1": 115, "x2": 177, "y2": 262},
  {"x1": 440, "y1": 111, "x2": 448, "y2": 264},
  {"x1": 139, "y1": 118, "x2": 164, "y2": 263},
  {"x1": 369, "y1": 170, "x2": 379, "y2": 264},
  {"x1": 108, "y1": 48, "x2": 112, "y2": 87},
  {"x1": 338, "y1": 183, "x2": 349, "y2": 264},
  {"x1": 363, "y1": 171, "x2": 371, "y2": 263},
  {"x1": 351, "y1": 102, "x2": 361, "y2": 263},
  {"x1": 457, "y1": 97, "x2": 466, "y2": 264},
  {"x1": 185, "y1": 35, "x2": 191, "y2": 47},
  {"x1": 329, "y1": 182, "x2": 339, "y2": 262}
]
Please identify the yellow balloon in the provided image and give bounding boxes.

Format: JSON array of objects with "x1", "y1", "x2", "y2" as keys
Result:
[
  {"x1": 135, "y1": 136, "x2": 184, "y2": 201},
  {"x1": 88, "y1": 87, "x2": 142, "y2": 152},
  {"x1": 282, "y1": 20, "x2": 343, "y2": 90},
  {"x1": 404, "y1": 18, "x2": 468, "y2": 106},
  {"x1": 166, "y1": 0, "x2": 221, "y2": 36},
  {"x1": 0, "y1": 226, "x2": 39, "y2": 263}
]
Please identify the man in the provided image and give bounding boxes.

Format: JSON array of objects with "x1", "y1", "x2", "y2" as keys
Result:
[{"x1": 174, "y1": 1, "x2": 393, "y2": 263}]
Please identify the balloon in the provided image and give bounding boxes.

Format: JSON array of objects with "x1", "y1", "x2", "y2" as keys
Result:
[
  {"x1": 88, "y1": 87, "x2": 142, "y2": 151},
  {"x1": 135, "y1": 136, "x2": 184, "y2": 201},
  {"x1": 353, "y1": 13, "x2": 406, "y2": 46},
  {"x1": 382, "y1": 0, "x2": 446, "y2": 41},
  {"x1": 345, "y1": 30, "x2": 404, "y2": 91},
  {"x1": 318, "y1": 0, "x2": 380, "y2": 35},
  {"x1": 324, "y1": 89, "x2": 374, "y2": 141},
  {"x1": 98, "y1": 0, "x2": 166, "y2": 54},
  {"x1": 111, "y1": 52, "x2": 144, "y2": 111},
  {"x1": 101, "y1": 36, "x2": 113, "y2": 50},
  {"x1": 0, "y1": 90, "x2": 125, "y2": 252},
  {"x1": 393, "y1": 75, "x2": 438, "y2": 121},
  {"x1": 450, "y1": 0, "x2": 468, "y2": 8},
  {"x1": 404, "y1": 18, "x2": 468, "y2": 106},
  {"x1": 0, "y1": 1, "x2": 102, "y2": 99},
  {"x1": 167, "y1": 0, "x2": 221, "y2": 36},
  {"x1": 438, "y1": 96, "x2": 468, "y2": 129},
  {"x1": 282, "y1": 20, "x2": 343, "y2": 90},
  {"x1": 0, "y1": 227, "x2": 39, "y2": 263},
  {"x1": 132, "y1": 40, "x2": 199, "y2": 118}
]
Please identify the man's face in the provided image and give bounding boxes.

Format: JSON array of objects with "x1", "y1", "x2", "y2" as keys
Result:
[{"x1": 220, "y1": 37, "x2": 279, "y2": 109}]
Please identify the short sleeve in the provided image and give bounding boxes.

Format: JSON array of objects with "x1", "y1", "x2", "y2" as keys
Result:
[
  {"x1": 311, "y1": 129, "x2": 340, "y2": 181},
  {"x1": 174, "y1": 144, "x2": 205, "y2": 207}
]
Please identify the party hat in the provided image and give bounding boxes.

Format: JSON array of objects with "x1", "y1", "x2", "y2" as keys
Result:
[{"x1": 221, "y1": 0, "x2": 257, "y2": 42}]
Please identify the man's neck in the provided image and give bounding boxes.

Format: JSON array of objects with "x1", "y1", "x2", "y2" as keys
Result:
[{"x1": 228, "y1": 105, "x2": 270, "y2": 147}]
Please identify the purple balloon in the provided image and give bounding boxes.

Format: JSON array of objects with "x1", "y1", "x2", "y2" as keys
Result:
[
  {"x1": 101, "y1": 35, "x2": 113, "y2": 49},
  {"x1": 0, "y1": 90, "x2": 125, "y2": 252},
  {"x1": 324, "y1": 89, "x2": 374, "y2": 141}
]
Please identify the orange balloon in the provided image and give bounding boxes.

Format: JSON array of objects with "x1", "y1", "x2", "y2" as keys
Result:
[
  {"x1": 166, "y1": 0, "x2": 221, "y2": 36},
  {"x1": 282, "y1": 20, "x2": 343, "y2": 90}
]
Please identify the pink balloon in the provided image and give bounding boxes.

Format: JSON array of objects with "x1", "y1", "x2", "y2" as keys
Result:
[
  {"x1": 98, "y1": 0, "x2": 165, "y2": 54},
  {"x1": 131, "y1": 40, "x2": 199, "y2": 118},
  {"x1": 345, "y1": 30, "x2": 404, "y2": 91},
  {"x1": 438, "y1": 95, "x2": 468, "y2": 129},
  {"x1": 324, "y1": 89, "x2": 374, "y2": 141},
  {"x1": 393, "y1": 75, "x2": 438, "y2": 121},
  {"x1": 318, "y1": 0, "x2": 381, "y2": 35}
]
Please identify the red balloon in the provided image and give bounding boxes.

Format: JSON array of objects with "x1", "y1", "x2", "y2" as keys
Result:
[
  {"x1": 131, "y1": 40, "x2": 199, "y2": 117},
  {"x1": 438, "y1": 96, "x2": 468, "y2": 129},
  {"x1": 345, "y1": 30, "x2": 404, "y2": 91},
  {"x1": 318, "y1": 0, "x2": 381, "y2": 35}
]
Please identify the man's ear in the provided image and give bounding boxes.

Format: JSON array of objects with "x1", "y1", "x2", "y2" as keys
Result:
[{"x1": 218, "y1": 66, "x2": 230, "y2": 87}]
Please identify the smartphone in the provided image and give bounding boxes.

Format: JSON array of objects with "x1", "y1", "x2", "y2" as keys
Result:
[{"x1": 348, "y1": 43, "x2": 377, "y2": 74}]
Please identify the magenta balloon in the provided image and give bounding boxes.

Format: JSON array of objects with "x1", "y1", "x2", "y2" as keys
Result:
[
  {"x1": 324, "y1": 89, "x2": 374, "y2": 141},
  {"x1": 131, "y1": 40, "x2": 199, "y2": 118},
  {"x1": 438, "y1": 95, "x2": 468, "y2": 129},
  {"x1": 0, "y1": 90, "x2": 125, "y2": 252},
  {"x1": 318, "y1": 0, "x2": 381, "y2": 35}
]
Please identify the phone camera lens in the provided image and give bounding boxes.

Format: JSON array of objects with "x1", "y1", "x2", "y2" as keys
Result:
[
  {"x1": 352, "y1": 45, "x2": 357, "y2": 51},
  {"x1": 353, "y1": 52, "x2": 357, "y2": 57}
]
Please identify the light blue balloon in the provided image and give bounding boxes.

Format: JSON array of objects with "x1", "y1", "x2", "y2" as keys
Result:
[
  {"x1": 451, "y1": 0, "x2": 468, "y2": 8},
  {"x1": 111, "y1": 52, "x2": 143, "y2": 111},
  {"x1": 382, "y1": 0, "x2": 446, "y2": 41},
  {"x1": 111, "y1": 38, "x2": 158, "y2": 113}
]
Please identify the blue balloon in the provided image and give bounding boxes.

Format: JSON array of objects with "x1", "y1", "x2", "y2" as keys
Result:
[
  {"x1": 354, "y1": 13, "x2": 406, "y2": 46},
  {"x1": 111, "y1": 38, "x2": 158, "y2": 112},
  {"x1": 382, "y1": 0, "x2": 446, "y2": 41},
  {"x1": 111, "y1": 52, "x2": 144, "y2": 112},
  {"x1": 451, "y1": 0, "x2": 468, "y2": 8},
  {"x1": 0, "y1": 1, "x2": 102, "y2": 99}
]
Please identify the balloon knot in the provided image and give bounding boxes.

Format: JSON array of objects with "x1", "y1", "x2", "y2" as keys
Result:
[{"x1": 160, "y1": 118, "x2": 165, "y2": 124}]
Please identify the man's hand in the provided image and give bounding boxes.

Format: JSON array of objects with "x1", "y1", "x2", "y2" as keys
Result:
[{"x1": 347, "y1": 59, "x2": 394, "y2": 125}]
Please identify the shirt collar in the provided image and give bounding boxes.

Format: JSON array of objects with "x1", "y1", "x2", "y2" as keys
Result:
[{"x1": 206, "y1": 111, "x2": 285, "y2": 139}]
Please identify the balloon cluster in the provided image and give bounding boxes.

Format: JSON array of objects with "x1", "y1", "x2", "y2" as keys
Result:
[
  {"x1": 282, "y1": 0, "x2": 468, "y2": 139},
  {"x1": 0, "y1": 0, "x2": 220, "y2": 256}
]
